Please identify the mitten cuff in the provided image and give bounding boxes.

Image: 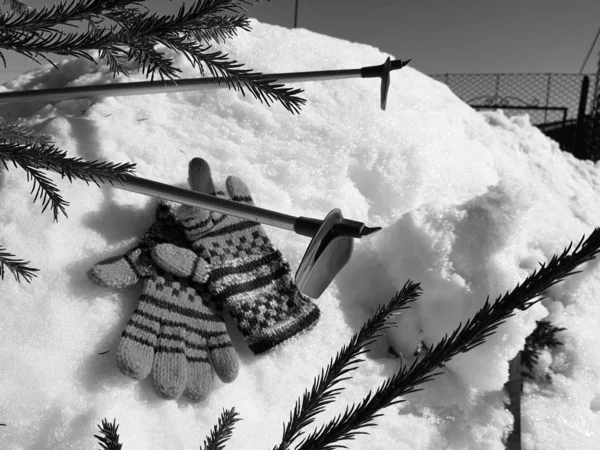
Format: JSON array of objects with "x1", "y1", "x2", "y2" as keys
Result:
[{"x1": 246, "y1": 300, "x2": 320, "y2": 354}]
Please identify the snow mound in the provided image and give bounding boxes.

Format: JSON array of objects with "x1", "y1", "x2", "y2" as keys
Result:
[{"x1": 1, "y1": 19, "x2": 600, "y2": 450}]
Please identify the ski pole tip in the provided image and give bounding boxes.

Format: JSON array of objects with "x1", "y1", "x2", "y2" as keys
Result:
[
  {"x1": 362, "y1": 226, "x2": 382, "y2": 237},
  {"x1": 391, "y1": 59, "x2": 411, "y2": 71}
]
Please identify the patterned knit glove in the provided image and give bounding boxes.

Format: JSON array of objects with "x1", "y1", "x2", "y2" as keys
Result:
[
  {"x1": 152, "y1": 158, "x2": 320, "y2": 354},
  {"x1": 87, "y1": 200, "x2": 239, "y2": 402}
]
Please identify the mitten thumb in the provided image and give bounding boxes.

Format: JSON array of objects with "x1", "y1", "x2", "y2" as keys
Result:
[
  {"x1": 88, "y1": 254, "x2": 140, "y2": 288},
  {"x1": 151, "y1": 243, "x2": 210, "y2": 284}
]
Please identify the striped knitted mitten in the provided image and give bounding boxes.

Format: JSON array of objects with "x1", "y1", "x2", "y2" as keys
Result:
[
  {"x1": 152, "y1": 158, "x2": 320, "y2": 354},
  {"x1": 87, "y1": 200, "x2": 238, "y2": 402}
]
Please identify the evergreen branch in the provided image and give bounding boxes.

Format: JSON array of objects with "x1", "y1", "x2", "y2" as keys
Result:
[
  {"x1": 170, "y1": 42, "x2": 305, "y2": 114},
  {"x1": 104, "y1": 0, "x2": 305, "y2": 111},
  {"x1": 0, "y1": 139, "x2": 136, "y2": 186},
  {"x1": 117, "y1": 0, "x2": 261, "y2": 37},
  {"x1": 0, "y1": 0, "x2": 136, "y2": 31},
  {"x1": 0, "y1": 144, "x2": 69, "y2": 220},
  {"x1": 295, "y1": 229, "x2": 600, "y2": 450},
  {"x1": 273, "y1": 281, "x2": 422, "y2": 450},
  {"x1": 0, "y1": 0, "x2": 304, "y2": 113},
  {"x1": 25, "y1": 165, "x2": 69, "y2": 220},
  {"x1": 94, "y1": 418, "x2": 123, "y2": 450},
  {"x1": 0, "y1": 119, "x2": 52, "y2": 145},
  {"x1": 143, "y1": 0, "x2": 260, "y2": 35},
  {"x1": 521, "y1": 319, "x2": 566, "y2": 379},
  {"x1": 200, "y1": 47, "x2": 306, "y2": 114},
  {"x1": 0, "y1": 245, "x2": 38, "y2": 282},
  {"x1": 194, "y1": 0, "x2": 264, "y2": 17},
  {"x1": 126, "y1": 40, "x2": 181, "y2": 80},
  {"x1": 97, "y1": 45, "x2": 132, "y2": 78},
  {"x1": 0, "y1": 137, "x2": 135, "y2": 221},
  {"x1": 201, "y1": 408, "x2": 241, "y2": 450},
  {"x1": 190, "y1": 14, "x2": 250, "y2": 44},
  {"x1": 0, "y1": 26, "x2": 119, "y2": 64}
]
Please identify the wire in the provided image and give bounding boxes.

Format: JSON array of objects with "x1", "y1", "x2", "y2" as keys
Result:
[{"x1": 579, "y1": 22, "x2": 600, "y2": 74}]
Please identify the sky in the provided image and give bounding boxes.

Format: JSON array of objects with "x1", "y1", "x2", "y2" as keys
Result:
[
  {"x1": 2, "y1": 18, "x2": 600, "y2": 450},
  {"x1": 0, "y1": 0, "x2": 599, "y2": 84}
]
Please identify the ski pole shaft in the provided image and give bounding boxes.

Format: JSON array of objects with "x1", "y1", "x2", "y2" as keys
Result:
[
  {"x1": 117, "y1": 174, "x2": 297, "y2": 231},
  {"x1": 0, "y1": 59, "x2": 410, "y2": 104},
  {"x1": 110, "y1": 174, "x2": 380, "y2": 239}
]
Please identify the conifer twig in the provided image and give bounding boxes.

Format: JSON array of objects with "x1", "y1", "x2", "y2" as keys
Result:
[
  {"x1": 273, "y1": 281, "x2": 422, "y2": 450},
  {"x1": 0, "y1": 0, "x2": 305, "y2": 113},
  {"x1": 0, "y1": 246, "x2": 38, "y2": 282},
  {"x1": 185, "y1": 45, "x2": 306, "y2": 114},
  {"x1": 0, "y1": 119, "x2": 52, "y2": 145},
  {"x1": 0, "y1": 137, "x2": 136, "y2": 221},
  {"x1": 201, "y1": 408, "x2": 241, "y2": 450},
  {"x1": 294, "y1": 228, "x2": 600, "y2": 450},
  {"x1": 0, "y1": 139, "x2": 136, "y2": 186},
  {"x1": 0, "y1": 0, "x2": 133, "y2": 31},
  {"x1": 23, "y1": 165, "x2": 69, "y2": 219},
  {"x1": 189, "y1": 14, "x2": 250, "y2": 44},
  {"x1": 521, "y1": 319, "x2": 566, "y2": 379},
  {"x1": 94, "y1": 418, "x2": 122, "y2": 450}
]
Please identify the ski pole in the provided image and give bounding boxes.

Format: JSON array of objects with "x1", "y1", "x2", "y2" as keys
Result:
[
  {"x1": 109, "y1": 174, "x2": 381, "y2": 240},
  {"x1": 108, "y1": 174, "x2": 377, "y2": 298},
  {"x1": 0, "y1": 58, "x2": 410, "y2": 110}
]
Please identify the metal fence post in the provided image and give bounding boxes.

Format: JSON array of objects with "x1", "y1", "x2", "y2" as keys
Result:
[
  {"x1": 544, "y1": 74, "x2": 552, "y2": 123},
  {"x1": 590, "y1": 53, "x2": 600, "y2": 160},
  {"x1": 573, "y1": 76, "x2": 590, "y2": 159},
  {"x1": 293, "y1": 0, "x2": 299, "y2": 28}
]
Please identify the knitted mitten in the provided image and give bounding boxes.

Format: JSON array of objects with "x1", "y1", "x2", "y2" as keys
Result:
[
  {"x1": 88, "y1": 200, "x2": 238, "y2": 402},
  {"x1": 152, "y1": 158, "x2": 320, "y2": 354}
]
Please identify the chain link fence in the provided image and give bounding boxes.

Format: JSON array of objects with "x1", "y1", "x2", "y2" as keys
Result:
[{"x1": 428, "y1": 73, "x2": 600, "y2": 160}]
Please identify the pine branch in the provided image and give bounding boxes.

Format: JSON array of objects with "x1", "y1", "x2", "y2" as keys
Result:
[
  {"x1": 0, "y1": 137, "x2": 135, "y2": 221},
  {"x1": 0, "y1": 144, "x2": 68, "y2": 220},
  {"x1": 0, "y1": 0, "x2": 135, "y2": 31},
  {"x1": 126, "y1": 39, "x2": 180, "y2": 81},
  {"x1": 295, "y1": 229, "x2": 600, "y2": 450},
  {"x1": 24, "y1": 164, "x2": 69, "y2": 220},
  {"x1": 0, "y1": 119, "x2": 52, "y2": 145},
  {"x1": 273, "y1": 281, "x2": 422, "y2": 450},
  {"x1": 0, "y1": 0, "x2": 305, "y2": 113},
  {"x1": 0, "y1": 138, "x2": 136, "y2": 186},
  {"x1": 108, "y1": 1, "x2": 305, "y2": 112},
  {"x1": 0, "y1": 25, "x2": 120, "y2": 65},
  {"x1": 521, "y1": 319, "x2": 566, "y2": 379},
  {"x1": 190, "y1": 14, "x2": 251, "y2": 44},
  {"x1": 0, "y1": 245, "x2": 38, "y2": 282},
  {"x1": 176, "y1": 43, "x2": 306, "y2": 114},
  {"x1": 94, "y1": 418, "x2": 123, "y2": 450},
  {"x1": 97, "y1": 45, "x2": 132, "y2": 78},
  {"x1": 201, "y1": 408, "x2": 241, "y2": 450}
]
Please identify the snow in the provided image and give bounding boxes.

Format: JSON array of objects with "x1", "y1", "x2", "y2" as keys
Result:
[{"x1": 1, "y1": 19, "x2": 600, "y2": 450}]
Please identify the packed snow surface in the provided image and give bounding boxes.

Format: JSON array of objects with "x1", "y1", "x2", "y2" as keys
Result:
[{"x1": 2, "y1": 19, "x2": 600, "y2": 450}]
